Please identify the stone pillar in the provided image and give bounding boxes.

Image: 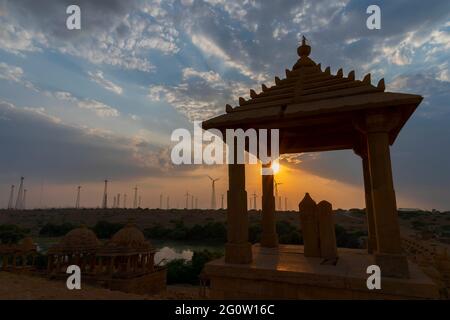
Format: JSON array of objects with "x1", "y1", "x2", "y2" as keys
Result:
[
  {"x1": 108, "y1": 257, "x2": 115, "y2": 276},
  {"x1": 90, "y1": 255, "x2": 96, "y2": 273},
  {"x1": 126, "y1": 256, "x2": 131, "y2": 273},
  {"x1": 225, "y1": 163, "x2": 252, "y2": 264},
  {"x1": 317, "y1": 201, "x2": 337, "y2": 259},
  {"x1": 47, "y1": 255, "x2": 53, "y2": 273},
  {"x1": 299, "y1": 193, "x2": 320, "y2": 257},
  {"x1": 362, "y1": 154, "x2": 378, "y2": 254},
  {"x1": 366, "y1": 119, "x2": 409, "y2": 278},
  {"x1": 98, "y1": 257, "x2": 103, "y2": 274},
  {"x1": 2, "y1": 255, "x2": 8, "y2": 270},
  {"x1": 260, "y1": 164, "x2": 278, "y2": 248},
  {"x1": 56, "y1": 255, "x2": 61, "y2": 273}
]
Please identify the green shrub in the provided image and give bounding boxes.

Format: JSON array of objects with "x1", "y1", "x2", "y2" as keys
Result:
[
  {"x1": 0, "y1": 224, "x2": 30, "y2": 244},
  {"x1": 166, "y1": 250, "x2": 223, "y2": 284},
  {"x1": 39, "y1": 222, "x2": 76, "y2": 237},
  {"x1": 335, "y1": 224, "x2": 365, "y2": 248},
  {"x1": 92, "y1": 221, "x2": 124, "y2": 239}
]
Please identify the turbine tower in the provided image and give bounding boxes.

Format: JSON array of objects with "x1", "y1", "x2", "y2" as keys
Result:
[
  {"x1": 274, "y1": 179, "x2": 283, "y2": 211},
  {"x1": 22, "y1": 189, "x2": 27, "y2": 210},
  {"x1": 117, "y1": 193, "x2": 121, "y2": 208},
  {"x1": 185, "y1": 192, "x2": 190, "y2": 209},
  {"x1": 191, "y1": 195, "x2": 194, "y2": 209},
  {"x1": 113, "y1": 196, "x2": 116, "y2": 209},
  {"x1": 101, "y1": 180, "x2": 108, "y2": 209},
  {"x1": 15, "y1": 177, "x2": 24, "y2": 210},
  {"x1": 159, "y1": 194, "x2": 163, "y2": 209},
  {"x1": 221, "y1": 194, "x2": 224, "y2": 209},
  {"x1": 138, "y1": 196, "x2": 142, "y2": 208},
  {"x1": 75, "y1": 186, "x2": 81, "y2": 209},
  {"x1": 252, "y1": 192, "x2": 258, "y2": 210},
  {"x1": 133, "y1": 186, "x2": 138, "y2": 209},
  {"x1": 207, "y1": 175, "x2": 220, "y2": 209},
  {"x1": 123, "y1": 194, "x2": 127, "y2": 209},
  {"x1": 7, "y1": 185, "x2": 14, "y2": 210}
]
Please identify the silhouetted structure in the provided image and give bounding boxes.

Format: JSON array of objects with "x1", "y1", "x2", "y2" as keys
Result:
[
  {"x1": 7, "y1": 185, "x2": 14, "y2": 210},
  {"x1": 22, "y1": 189, "x2": 27, "y2": 210},
  {"x1": 75, "y1": 186, "x2": 81, "y2": 209},
  {"x1": 202, "y1": 37, "x2": 437, "y2": 299},
  {"x1": 133, "y1": 186, "x2": 138, "y2": 209},
  {"x1": 102, "y1": 180, "x2": 108, "y2": 209},
  {"x1": 48, "y1": 223, "x2": 165, "y2": 295},
  {"x1": 207, "y1": 176, "x2": 220, "y2": 209},
  {"x1": 0, "y1": 237, "x2": 37, "y2": 271},
  {"x1": 15, "y1": 177, "x2": 24, "y2": 210}
]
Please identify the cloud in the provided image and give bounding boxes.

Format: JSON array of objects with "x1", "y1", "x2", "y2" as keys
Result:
[
  {"x1": 182, "y1": 67, "x2": 221, "y2": 84},
  {"x1": 77, "y1": 99, "x2": 120, "y2": 118},
  {"x1": 0, "y1": 100, "x2": 174, "y2": 183},
  {"x1": 190, "y1": 33, "x2": 267, "y2": 82},
  {"x1": 47, "y1": 91, "x2": 120, "y2": 118},
  {"x1": 0, "y1": 0, "x2": 179, "y2": 71},
  {"x1": 0, "y1": 62, "x2": 37, "y2": 91},
  {"x1": 0, "y1": 62, "x2": 23, "y2": 82},
  {"x1": 88, "y1": 71, "x2": 123, "y2": 95},
  {"x1": 148, "y1": 66, "x2": 250, "y2": 121}
]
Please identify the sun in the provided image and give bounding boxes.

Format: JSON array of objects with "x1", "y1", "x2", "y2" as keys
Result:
[{"x1": 271, "y1": 161, "x2": 280, "y2": 174}]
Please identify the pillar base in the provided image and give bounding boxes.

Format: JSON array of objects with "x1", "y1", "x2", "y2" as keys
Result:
[
  {"x1": 261, "y1": 234, "x2": 279, "y2": 248},
  {"x1": 375, "y1": 253, "x2": 410, "y2": 279},
  {"x1": 225, "y1": 242, "x2": 252, "y2": 264}
]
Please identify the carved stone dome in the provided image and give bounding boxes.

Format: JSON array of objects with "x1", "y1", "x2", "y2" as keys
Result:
[
  {"x1": 111, "y1": 223, "x2": 148, "y2": 248},
  {"x1": 19, "y1": 237, "x2": 37, "y2": 252},
  {"x1": 50, "y1": 225, "x2": 99, "y2": 254}
]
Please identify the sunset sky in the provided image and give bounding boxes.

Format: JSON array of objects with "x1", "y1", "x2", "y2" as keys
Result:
[{"x1": 0, "y1": 0, "x2": 449, "y2": 210}]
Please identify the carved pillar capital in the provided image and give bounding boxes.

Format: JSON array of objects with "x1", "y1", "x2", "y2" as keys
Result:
[{"x1": 353, "y1": 111, "x2": 403, "y2": 135}]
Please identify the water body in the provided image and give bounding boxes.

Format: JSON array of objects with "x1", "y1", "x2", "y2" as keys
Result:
[{"x1": 35, "y1": 238, "x2": 224, "y2": 264}]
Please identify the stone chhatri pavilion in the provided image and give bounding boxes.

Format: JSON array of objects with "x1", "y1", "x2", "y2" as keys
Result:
[
  {"x1": 48, "y1": 223, "x2": 165, "y2": 295},
  {"x1": 202, "y1": 37, "x2": 439, "y2": 299}
]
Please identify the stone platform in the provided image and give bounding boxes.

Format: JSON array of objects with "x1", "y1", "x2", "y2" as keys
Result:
[{"x1": 204, "y1": 245, "x2": 440, "y2": 299}]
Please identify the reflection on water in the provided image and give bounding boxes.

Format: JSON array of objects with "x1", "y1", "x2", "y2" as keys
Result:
[{"x1": 35, "y1": 238, "x2": 224, "y2": 264}]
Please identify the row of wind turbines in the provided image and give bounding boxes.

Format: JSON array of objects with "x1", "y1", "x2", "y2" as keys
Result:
[
  {"x1": 6, "y1": 177, "x2": 27, "y2": 210},
  {"x1": 4, "y1": 175, "x2": 289, "y2": 211}
]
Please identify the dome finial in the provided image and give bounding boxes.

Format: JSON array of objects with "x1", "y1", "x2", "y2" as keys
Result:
[{"x1": 298, "y1": 35, "x2": 311, "y2": 58}]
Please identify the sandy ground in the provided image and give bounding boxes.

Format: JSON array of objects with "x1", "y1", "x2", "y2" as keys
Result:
[
  {"x1": 0, "y1": 272, "x2": 148, "y2": 300},
  {"x1": 0, "y1": 272, "x2": 200, "y2": 300}
]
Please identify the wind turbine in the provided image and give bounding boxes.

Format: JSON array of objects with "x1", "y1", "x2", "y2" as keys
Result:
[
  {"x1": 101, "y1": 180, "x2": 108, "y2": 209},
  {"x1": 133, "y1": 186, "x2": 138, "y2": 209},
  {"x1": 22, "y1": 189, "x2": 27, "y2": 210},
  {"x1": 75, "y1": 186, "x2": 81, "y2": 209},
  {"x1": 274, "y1": 179, "x2": 283, "y2": 211},
  {"x1": 7, "y1": 185, "x2": 14, "y2": 210},
  {"x1": 252, "y1": 192, "x2": 258, "y2": 210},
  {"x1": 15, "y1": 177, "x2": 24, "y2": 210},
  {"x1": 185, "y1": 192, "x2": 190, "y2": 209},
  {"x1": 207, "y1": 175, "x2": 220, "y2": 209}
]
